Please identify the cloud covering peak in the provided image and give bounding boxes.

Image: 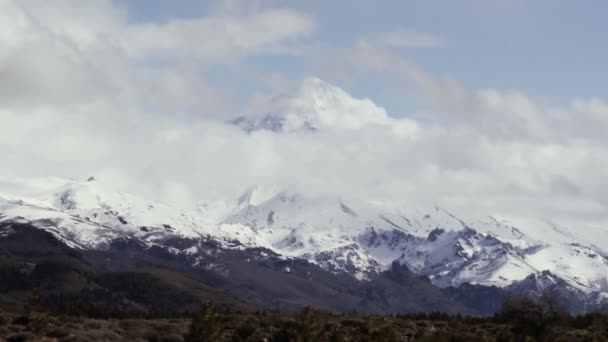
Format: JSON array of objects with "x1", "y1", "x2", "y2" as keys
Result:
[
  {"x1": 231, "y1": 77, "x2": 413, "y2": 133},
  {"x1": 2, "y1": 0, "x2": 608, "y2": 231}
]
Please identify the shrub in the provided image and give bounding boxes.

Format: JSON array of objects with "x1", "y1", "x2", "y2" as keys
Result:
[
  {"x1": 186, "y1": 303, "x2": 224, "y2": 342},
  {"x1": 499, "y1": 292, "x2": 567, "y2": 341},
  {"x1": 232, "y1": 318, "x2": 260, "y2": 341}
]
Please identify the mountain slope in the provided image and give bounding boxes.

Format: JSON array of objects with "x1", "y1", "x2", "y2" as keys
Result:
[
  {"x1": 0, "y1": 220, "x2": 475, "y2": 315},
  {"x1": 2, "y1": 175, "x2": 608, "y2": 313},
  {"x1": 223, "y1": 189, "x2": 608, "y2": 296},
  {"x1": 2, "y1": 80, "x2": 608, "y2": 313}
]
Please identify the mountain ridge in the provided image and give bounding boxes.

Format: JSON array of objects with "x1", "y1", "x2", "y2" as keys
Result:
[
  {"x1": 1, "y1": 175, "x2": 608, "y2": 313},
  {"x1": 3, "y1": 77, "x2": 608, "y2": 313}
]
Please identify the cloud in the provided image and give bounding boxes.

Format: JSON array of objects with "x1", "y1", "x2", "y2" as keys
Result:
[
  {"x1": 122, "y1": 8, "x2": 316, "y2": 64},
  {"x1": 320, "y1": 42, "x2": 608, "y2": 144},
  {"x1": 234, "y1": 41, "x2": 608, "y2": 226},
  {"x1": 1, "y1": 0, "x2": 608, "y2": 230},
  {"x1": 0, "y1": 0, "x2": 315, "y2": 110}
]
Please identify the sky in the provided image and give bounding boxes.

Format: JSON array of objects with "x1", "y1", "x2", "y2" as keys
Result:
[
  {"x1": 120, "y1": 0, "x2": 608, "y2": 105},
  {"x1": 1, "y1": 0, "x2": 608, "y2": 227}
]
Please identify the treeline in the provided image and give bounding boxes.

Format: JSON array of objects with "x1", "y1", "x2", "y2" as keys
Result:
[
  {"x1": 185, "y1": 294, "x2": 608, "y2": 341},
  {"x1": 5, "y1": 288, "x2": 608, "y2": 341}
]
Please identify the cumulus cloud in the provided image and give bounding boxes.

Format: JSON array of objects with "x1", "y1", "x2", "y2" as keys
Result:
[{"x1": 1, "y1": 0, "x2": 608, "y2": 230}]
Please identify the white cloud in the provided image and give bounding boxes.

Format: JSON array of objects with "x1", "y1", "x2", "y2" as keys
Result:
[
  {"x1": 0, "y1": 0, "x2": 315, "y2": 110},
  {"x1": 122, "y1": 9, "x2": 315, "y2": 64},
  {"x1": 1, "y1": 0, "x2": 608, "y2": 230}
]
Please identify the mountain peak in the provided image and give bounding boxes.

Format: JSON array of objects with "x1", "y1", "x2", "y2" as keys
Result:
[{"x1": 231, "y1": 77, "x2": 391, "y2": 133}]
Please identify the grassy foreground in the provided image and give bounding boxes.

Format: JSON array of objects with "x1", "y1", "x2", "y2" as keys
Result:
[{"x1": 1, "y1": 303, "x2": 608, "y2": 342}]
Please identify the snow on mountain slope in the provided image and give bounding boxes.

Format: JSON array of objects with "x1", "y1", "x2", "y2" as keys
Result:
[
  {"x1": 1, "y1": 175, "x2": 608, "y2": 299},
  {"x1": 223, "y1": 190, "x2": 608, "y2": 293},
  {"x1": 525, "y1": 243, "x2": 608, "y2": 292},
  {"x1": 0, "y1": 176, "x2": 269, "y2": 250},
  {"x1": 223, "y1": 192, "x2": 517, "y2": 281},
  {"x1": 230, "y1": 77, "x2": 418, "y2": 134}
]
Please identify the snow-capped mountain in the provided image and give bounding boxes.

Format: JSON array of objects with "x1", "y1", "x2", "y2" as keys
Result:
[
  {"x1": 3, "y1": 78, "x2": 608, "y2": 312},
  {"x1": 229, "y1": 77, "x2": 411, "y2": 133},
  {"x1": 224, "y1": 190, "x2": 608, "y2": 295},
  {"x1": 0, "y1": 176, "x2": 268, "y2": 251},
  {"x1": 2, "y1": 175, "x2": 608, "y2": 310}
]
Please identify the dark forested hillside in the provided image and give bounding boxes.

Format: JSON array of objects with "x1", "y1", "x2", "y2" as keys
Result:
[{"x1": 0, "y1": 222, "x2": 484, "y2": 316}]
